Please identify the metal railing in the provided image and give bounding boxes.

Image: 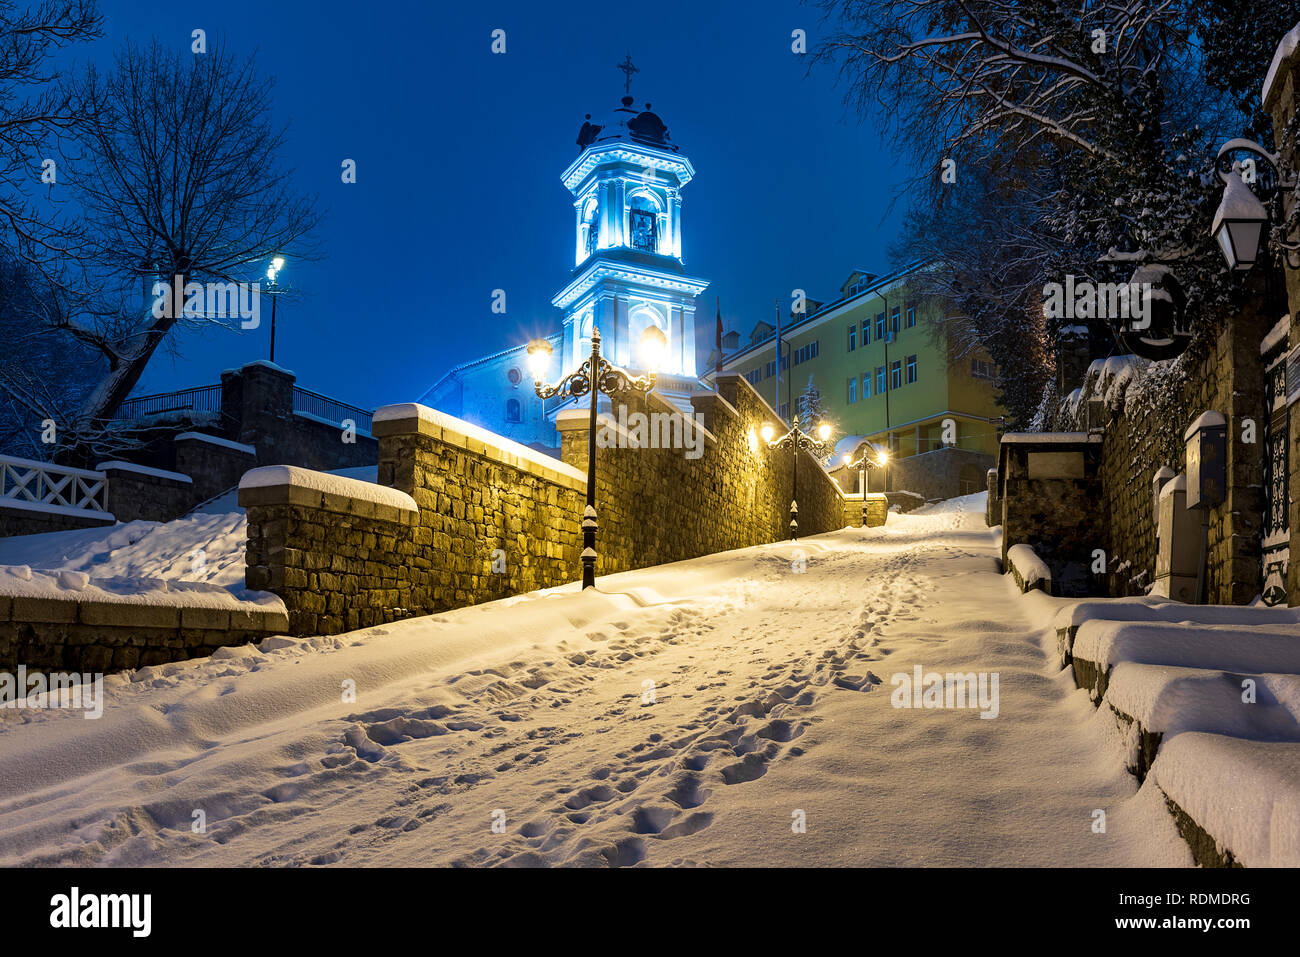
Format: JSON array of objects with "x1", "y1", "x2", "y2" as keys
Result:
[
  {"x1": 117, "y1": 384, "x2": 222, "y2": 420},
  {"x1": 292, "y1": 387, "x2": 373, "y2": 434},
  {"x1": 0, "y1": 454, "x2": 109, "y2": 515}
]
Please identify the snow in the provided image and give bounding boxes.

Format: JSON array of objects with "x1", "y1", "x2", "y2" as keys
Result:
[
  {"x1": 239, "y1": 465, "x2": 417, "y2": 513},
  {"x1": 375, "y1": 403, "x2": 587, "y2": 484},
  {"x1": 1183, "y1": 410, "x2": 1225, "y2": 441},
  {"x1": 174, "y1": 432, "x2": 256, "y2": 455},
  {"x1": 1073, "y1": 619, "x2": 1300, "y2": 674},
  {"x1": 1263, "y1": 21, "x2": 1300, "y2": 107},
  {"x1": 1007, "y1": 543, "x2": 1051, "y2": 590},
  {"x1": 0, "y1": 562, "x2": 280, "y2": 610},
  {"x1": 240, "y1": 359, "x2": 296, "y2": 376},
  {"x1": 1261, "y1": 315, "x2": 1290, "y2": 356},
  {"x1": 95, "y1": 461, "x2": 192, "y2": 484},
  {"x1": 0, "y1": 497, "x2": 1187, "y2": 866}
]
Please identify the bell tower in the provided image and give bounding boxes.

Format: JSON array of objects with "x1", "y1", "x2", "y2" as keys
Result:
[{"x1": 553, "y1": 61, "x2": 708, "y2": 407}]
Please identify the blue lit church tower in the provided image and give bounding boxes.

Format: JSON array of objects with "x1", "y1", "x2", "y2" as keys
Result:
[
  {"x1": 552, "y1": 79, "x2": 709, "y2": 410},
  {"x1": 420, "y1": 65, "x2": 708, "y2": 447}
]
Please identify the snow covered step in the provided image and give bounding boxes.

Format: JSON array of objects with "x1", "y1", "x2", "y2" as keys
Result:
[
  {"x1": 1101, "y1": 661, "x2": 1300, "y2": 779},
  {"x1": 1072, "y1": 619, "x2": 1300, "y2": 704},
  {"x1": 1052, "y1": 597, "x2": 1300, "y2": 669},
  {"x1": 1150, "y1": 733, "x2": 1300, "y2": 867}
]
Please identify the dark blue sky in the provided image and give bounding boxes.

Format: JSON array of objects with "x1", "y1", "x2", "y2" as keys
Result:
[{"x1": 96, "y1": 0, "x2": 903, "y2": 410}]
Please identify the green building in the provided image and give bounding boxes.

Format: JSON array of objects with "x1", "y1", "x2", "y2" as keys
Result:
[{"x1": 711, "y1": 263, "x2": 1003, "y2": 500}]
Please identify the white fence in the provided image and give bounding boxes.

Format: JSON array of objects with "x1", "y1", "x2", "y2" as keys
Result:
[{"x1": 0, "y1": 454, "x2": 110, "y2": 518}]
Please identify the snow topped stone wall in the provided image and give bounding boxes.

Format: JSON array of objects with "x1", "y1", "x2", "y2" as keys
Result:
[
  {"x1": 1049, "y1": 298, "x2": 1270, "y2": 604},
  {"x1": 557, "y1": 372, "x2": 847, "y2": 573}
]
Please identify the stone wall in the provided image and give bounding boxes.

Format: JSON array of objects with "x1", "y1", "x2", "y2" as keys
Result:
[
  {"x1": 0, "y1": 505, "x2": 114, "y2": 538},
  {"x1": 174, "y1": 433, "x2": 257, "y2": 505},
  {"x1": 556, "y1": 372, "x2": 846, "y2": 573},
  {"x1": 98, "y1": 462, "x2": 195, "y2": 524},
  {"x1": 0, "y1": 591, "x2": 287, "y2": 673},
  {"x1": 242, "y1": 467, "x2": 425, "y2": 636},
  {"x1": 886, "y1": 446, "x2": 995, "y2": 501},
  {"x1": 1052, "y1": 302, "x2": 1270, "y2": 604},
  {"x1": 242, "y1": 418, "x2": 586, "y2": 636},
  {"x1": 842, "y1": 493, "x2": 889, "y2": 529},
  {"x1": 998, "y1": 434, "x2": 1105, "y2": 596},
  {"x1": 242, "y1": 376, "x2": 855, "y2": 637}
]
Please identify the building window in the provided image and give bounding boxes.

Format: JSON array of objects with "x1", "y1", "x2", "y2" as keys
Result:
[
  {"x1": 861, "y1": 319, "x2": 870, "y2": 345},
  {"x1": 848, "y1": 326, "x2": 856, "y2": 352},
  {"x1": 505, "y1": 398, "x2": 522, "y2": 423},
  {"x1": 891, "y1": 360, "x2": 902, "y2": 390},
  {"x1": 875, "y1": 313, "x2": 885, "y2": 339},
  {"x1": 507, "y1": 367, "x2": 522, "y2": 386},
  {"x1": 779, "y1": 402, "x2": 789, "y2": 421},
  {"x1": 628, "y1": 206, "x2": 658, "y2": 252},
  {"x1": 891, "y1": 307, "x2": 900, "y2": 334},
  {"x1": 848, "y1": 377, "x2": 857, "y2": 403},
  {"x1": 811, "y1": 340, "x2": 819, "y2": 358},
  {"x1": 905, "y1": 306, "x2": 916, "y2": 328},
  {"x1": 972, "y1": 358, "x2": 996, "y2": 380},
  {"x1": 876, "y1": 365, "x2": 886, "y2": 394},
  {"x1": 906, "y1": 354, "x2": 917, "y2": 384},
  {"x1": 861, "y1": 372, "x2": 870, "y2": 398}
]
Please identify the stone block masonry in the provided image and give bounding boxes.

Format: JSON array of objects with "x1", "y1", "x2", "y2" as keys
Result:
[
  {"x1": 243, "y1": 372, "x2": 858, "y2": 636},
  {"x1": 0, "y1": 574, "x2": 287, "y2": 673}
]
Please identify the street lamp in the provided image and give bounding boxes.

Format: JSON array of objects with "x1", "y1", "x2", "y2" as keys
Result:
[
  {"x1": 843, "y1": 446, "x2": 888, "y2": 528},
  {"x1": 528, "y1": 324, "x2": 666, "y2": 589},
  {"x1": 766, "y1": 414, "x2": 832, "y2": 540},
  {"x1": 1211, "y1": 140, "x2": 1300, "y2": 272},
  {"x1": 266, "y1": 253, "x2": 286, "y2": 362}
]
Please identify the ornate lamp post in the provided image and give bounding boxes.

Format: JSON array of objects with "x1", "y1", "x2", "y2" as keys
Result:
[
  {"x1": 843, "y1": 446, "x2": 889, "y2": 527},
  {"x1": 527, "y1": 324, "x2": 667, "y2": 590},
  {"x1": 761, "y1": 414, "x2": 832, "y2": 540},
  {"x1": 1211, "y1": 139, "x2": 1300, "y2": 272},
  {"x1": 266, "y1": 253, "x2": 286, "y2": 362}
]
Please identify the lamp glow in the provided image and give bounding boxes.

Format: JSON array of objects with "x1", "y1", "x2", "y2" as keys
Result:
[
  {"x1": 760, "y1": 424, "x2": 775, "y2": 443},
  {"x1": 639, "y1": 325, "x2": 667, "y2": 372},
  {"x1": 817, "y1": 423, "x2": 832, "y2": 442},
  {"x1": 526, "y1": 338, "x2": 554, "y2": 383}
]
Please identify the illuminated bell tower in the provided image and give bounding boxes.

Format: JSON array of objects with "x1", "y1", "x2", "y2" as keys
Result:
[{"x1": 553, "y1": 60, "x2": 708, "y2": 408}]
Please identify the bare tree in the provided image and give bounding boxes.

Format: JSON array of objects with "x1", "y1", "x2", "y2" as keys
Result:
[
  {"x1": 49, "y1": 37, "x2": 319, "y2": 450},
  {"x1": 0, "y1": 0, "x2": 101, "y2": 263}
]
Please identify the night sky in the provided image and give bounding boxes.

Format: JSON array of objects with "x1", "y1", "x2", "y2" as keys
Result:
[{"x1": 89, "y1": 0, "x2": 902, "y2": 410}]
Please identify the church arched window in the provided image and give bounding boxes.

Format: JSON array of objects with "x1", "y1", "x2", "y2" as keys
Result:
[
  {"x1": 627, "y1": 192, "x2": 661, "y2": 253},
  {"x1": 505, "y1": 398, "x2": 522, "y2": 423},
  {"x1": 628, "y1": 303, "x2": 670, "y2": 370}
]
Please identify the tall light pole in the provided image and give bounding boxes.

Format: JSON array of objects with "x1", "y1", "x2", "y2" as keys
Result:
[
  {"x1": 527, "y1": 324, "x2": 667, "y2": 589},
  {"x1": 266, "y1": 254, "x2": 286, "y2": 363},
  {"x1": 843, "y1": 446, "x2": 888, "y2": 527},
  {"x1": 762, "y1": 414, "x2": 832, "y2": 540}
]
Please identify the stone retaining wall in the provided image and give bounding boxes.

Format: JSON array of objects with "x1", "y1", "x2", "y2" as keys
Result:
[
  {"x1": 0, "y1": 593, "x2": 287, "y2": 673},
  {"x1": 99, "y1": 462, "x2": 195, "y2": 524},
  {"x1": 243, "y1": 375, "x2": 855, "y2": 636},
  {"x1": 842, "y1": 493, "x2": 889, "y2": 529},
  {"x1": 556, "y1": 372, "x2": 846, "y2": 572},
  {"x1": 1051, "y1": 302, "x2": 1269, "y2": 604}
]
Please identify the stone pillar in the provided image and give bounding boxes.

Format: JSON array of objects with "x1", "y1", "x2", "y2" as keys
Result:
[
  {"x1": 574, "y1": 199, "x2": 584, "y2": 264},
  {"x1": 598, "y1": 180, "x2": 612, "y2": 249},
  {"x1": 235, "y1": 360, "x2": 296, "y2": 463},
  {"x1": 614, "y1": 178, "x2": 626, "y2": 247},
  {"x1": 672, "y1": 193, "x2": 683, "y2": 259}
]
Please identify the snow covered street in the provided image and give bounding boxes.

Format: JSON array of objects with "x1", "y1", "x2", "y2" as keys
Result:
[{"x1": 0, "y1": 495, "x2": 1190, "y2": 867}]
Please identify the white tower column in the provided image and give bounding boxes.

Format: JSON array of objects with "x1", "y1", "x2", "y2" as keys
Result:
[
  {"x1": 672, "y1": 194, "x2": 683, "y2": 259},
  {"x1": 574, "y1": 199, "x2": 585, "y2": 265},
  {"x1": 614, "y1": 178, "x2": 627, "y2": 248}
]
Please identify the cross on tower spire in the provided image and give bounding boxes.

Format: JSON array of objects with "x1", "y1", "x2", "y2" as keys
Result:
[{"x1": 618, "y1": 54, "x2": 639, "y2": 96}]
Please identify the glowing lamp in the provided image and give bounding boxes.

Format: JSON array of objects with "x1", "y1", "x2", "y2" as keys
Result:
[
  {"x1": 817, "y1": 423, "x2": 832, "y2": 443},
  {"x1": 639, "y1": 325, "x2": 667, "y2": 372},
  {"x1": 760, "y1": 424, "x2": 775, "y2": 443},
  {"x1": 526, "y1": 338, "x2": 554, "y2": 383}
]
